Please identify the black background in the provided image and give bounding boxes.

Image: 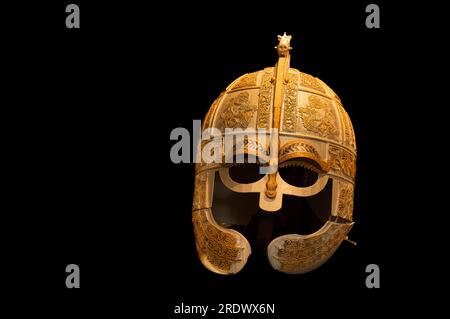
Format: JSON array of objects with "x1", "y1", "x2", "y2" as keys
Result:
[{"x1": 4, "y1": 0, "x2": 439, "y2": 316}]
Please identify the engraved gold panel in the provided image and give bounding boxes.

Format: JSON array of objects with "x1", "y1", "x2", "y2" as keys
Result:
[
  {"x1": 336, "y1": 181, "x2": 354, "y2": 220},
  {"x1": 267, "y1": 221, "x2": 353, "y2": 274},
  {"x1": 192, "y1": 209, "x2": 250, "y2": 274},
  {"x1": 282, "y1": 72, "x2": 299, "y2": 132},
  {"x1": 192, "y1": 170, "x2": 212, "y2": 211},
  {"x1": 217, "y1": 92, "x2": 257, "y2": 131},
  {"x1": 203, "y1": 92, "x2": 225, "y2": 130},
  {"x1": 299, "y1": 95, "x2": 338, "y2": 141},
  {"x1": 299, "y1": 72, "x2": 325, "y2": 93},
  {"x1": 256, "y1": 68, "x2": 274, "y2": 129},
  {"x1": 229, "y1": 72, "x2": 258, "y2": 90},
  {"x1": 336, "y1": 101, "x2": 356, "y2": 151},
  {"x1": 329, "y1": 145, "x2": 356, "y2": 181},
  {"x1": 279, "y1": 140, "x2": 328, "y2": 172}
]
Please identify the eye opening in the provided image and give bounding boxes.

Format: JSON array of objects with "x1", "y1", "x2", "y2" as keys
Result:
[
  {"x1": 278, "y1": 158, "x2": 320, "y2": 187},
  {"x1": 228, "y1": 154, "x2": 265, "y2": 184}
]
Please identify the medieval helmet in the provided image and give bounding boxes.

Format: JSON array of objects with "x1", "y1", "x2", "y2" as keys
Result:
[{"x1": 192, "y1": 33, "x2": 356, "y2": 274}]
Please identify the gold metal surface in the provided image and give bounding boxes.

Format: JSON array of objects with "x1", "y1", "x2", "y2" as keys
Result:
[
  {"x1": 264, "y1": 33, "x2": 292, "y2": 198},
  {"x1": 192, "y1": 33, "x2": 357, "y2": 275},
  {"x1": 267, "y1": 221, "x2": 354, "y2": 274},
  {"x1": 256, "y1": 68, "x2": 274, "y2": 129}
]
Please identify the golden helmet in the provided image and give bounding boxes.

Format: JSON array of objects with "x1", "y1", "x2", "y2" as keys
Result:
[{"x1": 192, "y1": 33, "x2": 356, "y2": 274}]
